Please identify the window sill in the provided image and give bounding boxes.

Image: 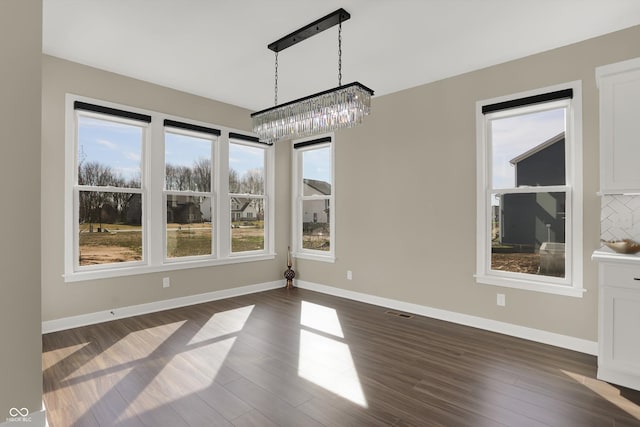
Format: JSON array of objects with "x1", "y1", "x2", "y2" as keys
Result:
[
  {"x1": 64, "y1": 253, "x2": 276, "y2": 283},
  {"x1": 474, "y1": 274, "x2": 585, "y2": 297},
  {"x1": 294, "y1": 252, "x2": 336, "y2": 263}
]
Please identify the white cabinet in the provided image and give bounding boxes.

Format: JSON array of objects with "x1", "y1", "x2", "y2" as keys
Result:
[
  {"x1": 593, "y1": 251, "x2": 640, "y2": 390},
  {"x1": 596, "y1": 57, "x2": 640, "y2": 194}
]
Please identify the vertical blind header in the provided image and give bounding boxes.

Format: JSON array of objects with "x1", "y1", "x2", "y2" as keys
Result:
[
  {"x1": 481, "y1": 88, "x2": 573, "y2": 115},
  {"x1": 74, "y1": 101, "x2": 152, "y2": 123},
  {"x1": 293, "y1": 136, "x2": 332, "y2": 149},
  {"x1": 229, "y1": 132, "x2": 271, "y2": 145},
  {"x1": 164, "y1": 119, "x2": 221, "y2": 136}
]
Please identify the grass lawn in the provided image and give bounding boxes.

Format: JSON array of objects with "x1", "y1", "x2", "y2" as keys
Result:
[
  {"x1": 167, "y1": 224, "x2": 212, "y2": 258},
  {"x1": 79, "y1": 222, "x2": 269, "y2": 264}
]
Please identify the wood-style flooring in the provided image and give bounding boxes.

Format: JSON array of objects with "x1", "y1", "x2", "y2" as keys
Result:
[{"x1": 42, "y1": 288, "x2": 640, "y2": 426}]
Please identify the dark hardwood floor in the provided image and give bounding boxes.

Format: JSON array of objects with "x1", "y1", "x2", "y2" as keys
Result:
[{"x1": 42, "y1": 288, "x2": 640, "y2": 426}]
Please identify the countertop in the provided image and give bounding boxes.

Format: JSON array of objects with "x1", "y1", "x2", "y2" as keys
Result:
[{"x1": 592, "y1": 246, "x2": 640, "y2": 264}]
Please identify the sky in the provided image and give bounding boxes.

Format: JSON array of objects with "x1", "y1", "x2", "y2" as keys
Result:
[
  {"x1": 302, "y1": 146, "x2": 332, "y2": 184},
  {"x1": 165, "y1": 131, "x2": 211, "y2": 168},
  {"x1": 491, "y1": 107, "x2": 565, "y2": 190},
  {"x1": 78, "y1": 116, "x2": 142, "y2": 182},
  {"x1": 77, "y1": 116, "x2": 265, "y2": 183},
  {"x1": 228, "y1": 141, "x2": 264, "y2": 177}
]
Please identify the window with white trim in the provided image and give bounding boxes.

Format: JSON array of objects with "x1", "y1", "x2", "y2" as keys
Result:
[
  {"x1": 65, "y1": 96, "x2": 274, "y2": 281},
  {"x1": 292, "y1": 135, "x2": 335, "y2": 262},
  {"x1": 476, "y1": 82, "x2": 583, "y2": 297},
  {"x1": 73, "y1": 102, "x2": 149, "y2": 270},
  {"x1": 164, "y1": 120, "x2": 218, "y2": 260},
  {"x1": 229, "y1": 133, "x2": 267, "y2": 254}
]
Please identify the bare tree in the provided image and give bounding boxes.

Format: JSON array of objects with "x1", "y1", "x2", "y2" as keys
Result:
[
  {"x1": 193, "y1": 158, "x2": 211, "y2": 192},
  {"x1": 229, "y1": 168, "x2": 240, "y2": 193},
  {"x1": 240, "y1": 168, "x2": 264, "y2": 194}
]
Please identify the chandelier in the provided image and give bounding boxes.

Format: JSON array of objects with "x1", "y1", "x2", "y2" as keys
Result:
[{"x1": 251, "y1": 8, "x2": 374, "y2": 144}]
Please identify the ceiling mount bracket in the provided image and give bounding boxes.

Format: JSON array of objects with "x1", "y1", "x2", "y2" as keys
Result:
[{"x1": 267, "y1": 8, "x2": 351, "y2": 52}]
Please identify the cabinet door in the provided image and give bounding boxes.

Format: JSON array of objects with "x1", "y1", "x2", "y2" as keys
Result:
[
  {"x1": 602, "y1": 286, "x2": 640, "y2": 373},
  {"x1": 599, "y1": 65, "x2": 640, "y2": 193}
]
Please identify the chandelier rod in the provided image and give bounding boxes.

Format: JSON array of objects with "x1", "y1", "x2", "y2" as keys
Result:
[{"x1": 267, "y1": 8, "x2": 351, "y2": 53}]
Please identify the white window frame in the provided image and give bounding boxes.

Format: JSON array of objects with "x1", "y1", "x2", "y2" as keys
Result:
[
  {"x1": 228, "y1": 137, "x2": 272, "y2": 257},
  {"x1": 163, "y1": 126, "x2": 217, "y2": 263},
  {"x1": 475, "y1": 81, "x2": 584, "y2": 297},
  {"x1": 70, "y1": 110, "x2": 149, "y2": 273},
  {"x1": 64, "y1": 94, "x2": 275, "y2": 282},
  {"x1": 292, "y1": 133, "x2": 336, "y2": 263}
]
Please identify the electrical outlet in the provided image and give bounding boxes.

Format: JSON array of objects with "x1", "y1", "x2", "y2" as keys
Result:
[
  {"x1": 163, "y1": 277, "x2": 170, "y2": 288},
  {"x1": 497, "y1": 293, "x2": 506, "y2": 307},
  {"x1": 347, "y1": 270, "x2": 353, "y2": 280}
]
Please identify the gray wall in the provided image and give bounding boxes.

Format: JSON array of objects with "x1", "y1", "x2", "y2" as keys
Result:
[
  {"x1": 40, "y1": 25, "x2": 640, "y2": 344},
  {"x1": 41, "y1": 56, "x2": 290, "y2": 321},
  {"x1": 296, "y1": 25, "x2": 640, "y2": 342},
  {"x1": 0, "y1": 0, "x2": 43, "y2": 418}
]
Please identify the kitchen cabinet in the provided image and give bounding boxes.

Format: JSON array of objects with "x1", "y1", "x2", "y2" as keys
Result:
[
  {"x1": 592, "y1": 249, "x2": 640, "y2": 391},
  {"x1": 596, "y1": 57, "x2": 640, "y2": 194}
]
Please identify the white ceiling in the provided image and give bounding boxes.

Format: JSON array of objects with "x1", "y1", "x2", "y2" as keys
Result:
[{"x1": 43, "y1": 0, "x2": 640, "y2": 111}]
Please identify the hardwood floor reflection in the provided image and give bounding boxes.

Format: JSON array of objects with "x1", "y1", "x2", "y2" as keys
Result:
[{"x1": 42, "y1": 288, "x2": 640, "y2": 426}]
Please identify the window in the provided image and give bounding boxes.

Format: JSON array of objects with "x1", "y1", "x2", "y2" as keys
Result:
[
  {"x1": 292, "y1": 135, "x2": 335, "y2": 262},
  {"x1": 229, "y1": 134, "x2": 267, "y2": 254},
  {"x1": 476, "y1": 82, "x2": 583, "y2": 297},
  {"x1": 73, "y1": 102, "x2": 149, "y2": 270},
  {"x1": 65, "y1": 96, "x2": 275, "y2": 281},
  {"x1": 164, "y1": 120, "x2": 218, "y2": 260}
]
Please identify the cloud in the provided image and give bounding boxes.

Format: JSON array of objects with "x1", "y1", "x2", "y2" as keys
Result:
[
  {"x1": 97, "y1": 139, "x2": 118, "y2": 150},
  {"x1": 125, "y1": 151, "x2": 141, "y2": 161}
]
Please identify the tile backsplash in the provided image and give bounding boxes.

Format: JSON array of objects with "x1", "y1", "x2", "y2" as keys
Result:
[{"x1": 601, "y1": 194, "x2": 640, "y2": 242}]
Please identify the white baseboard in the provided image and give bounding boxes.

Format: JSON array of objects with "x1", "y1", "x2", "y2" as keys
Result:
[
  {"x1": 41, "y1": 278, "x2": 597, "y2": 355},
  {"x1": 297, "y1": 280, "x2": 598, "y2": 355},
  {"x1": 0, "y1": 404, "x2": 46, "y2": 427},
  {"x1": 42, "y1": 281, "x2": 283, "y2": 334}
]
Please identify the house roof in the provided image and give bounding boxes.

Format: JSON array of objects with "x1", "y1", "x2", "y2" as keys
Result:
[
  {"x1": 509, "y1": 132, "x2": 565, "y2": 165},
  {"x1": 303, "y1": 179, "x2": 331, "y2": 196}
]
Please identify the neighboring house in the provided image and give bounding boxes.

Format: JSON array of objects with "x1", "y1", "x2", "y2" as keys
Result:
[
  {"x1": 125, "y1": 194, "x2": 142, "y2": 225},
  {"x1": 231, "y1": 197, "x2": 262, "y2": 221},
  {"x1": 302, "y1": 179, "x2": 331, "y2": 225},
  {"x1": 500, "y1": 132, "x2": 566, "y2": 249},
  {"x1": 166, "y1": 195, "x2": 208, "y2": 224}
]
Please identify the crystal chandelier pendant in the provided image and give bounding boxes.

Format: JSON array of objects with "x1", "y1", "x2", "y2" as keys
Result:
[
  {"x1": 251, "y1": 9, "x2": 374, "y2": 143},
  {"x1": 251, "y1": 82, "x2": 373, "y2": 144}
]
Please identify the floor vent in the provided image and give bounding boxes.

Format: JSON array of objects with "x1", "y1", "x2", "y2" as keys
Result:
[{"x1": 385, "y1": 310, "x2": 414, "y2": 319}]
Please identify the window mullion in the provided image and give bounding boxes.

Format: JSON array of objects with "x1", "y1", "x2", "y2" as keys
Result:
[{"x1": 148, "y1": 119, "x2": 164, "y2": 266}]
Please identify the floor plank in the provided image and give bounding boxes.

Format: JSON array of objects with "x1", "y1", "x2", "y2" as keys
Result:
[{"x1": 42, "y1": 288, "x2": 640, "y2": 426}]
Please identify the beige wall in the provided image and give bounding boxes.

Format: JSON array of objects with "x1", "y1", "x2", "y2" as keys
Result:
[
  {"x1": 42, "y1": 25, "x2": 640, "y2": 343},
  {"x1": 0, "y1": 0, "x2": 43, "y2": 418},
  {"x1": 296, "y1": 25, "x2": 640, "y2": 342},
  {"x1": 41, "y1": 56, "x2": 290, "y2": 321}
]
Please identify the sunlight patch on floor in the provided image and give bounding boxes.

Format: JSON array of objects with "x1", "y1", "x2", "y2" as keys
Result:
[
  {"x1": 118, "y1": 336, "x2": 238, "y2": 422},
  {"x1": 188, "y1": 305, "x2": 254, "y2": 345},
  {"x1": 562, "y1": 369, "x2": 640, "y2": 420},
  {"x1": 42, "y1": 342, "x2": 91, "y2": 371},
  {"x1": 298, "y1": 301, "x2": 367, "y2": 407},
  {"x1": 300, "y1": 300, "x2": 344, "y2": 338}
]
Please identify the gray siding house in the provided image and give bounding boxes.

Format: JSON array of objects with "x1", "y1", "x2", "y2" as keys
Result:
[{"x1": 500, "y1": 132, "x2": 566, "y2": 250}]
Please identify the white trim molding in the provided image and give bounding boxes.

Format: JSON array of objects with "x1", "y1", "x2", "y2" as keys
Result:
[
  {"x1": 297, "y1": 280, "x2": 597, "y2": 355},
  {"x1": 42, "y1": 281, "x2": 282, "y2": 334},
  {"x1": 42, "y1": 277, "x2": 597, "y2": 355},
  {"x1": 475, "y1": 81, "x2": 584, "y2": 297}
]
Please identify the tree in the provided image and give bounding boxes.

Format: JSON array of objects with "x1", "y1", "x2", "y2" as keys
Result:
[
  {"x1": 240, "y1": 168, "x2": 264, "y2": 194},
  {"x1": 229, "y1": 168, "x2": 240, "y2": 193},
  {"x1": 192, "y1": 158, "x2": 211, "y2": 192}
]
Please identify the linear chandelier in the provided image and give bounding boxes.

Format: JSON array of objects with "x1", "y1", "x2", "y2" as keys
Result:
[{"x1": 251, "y1": 8, "x2": 374, "y2": 144}]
